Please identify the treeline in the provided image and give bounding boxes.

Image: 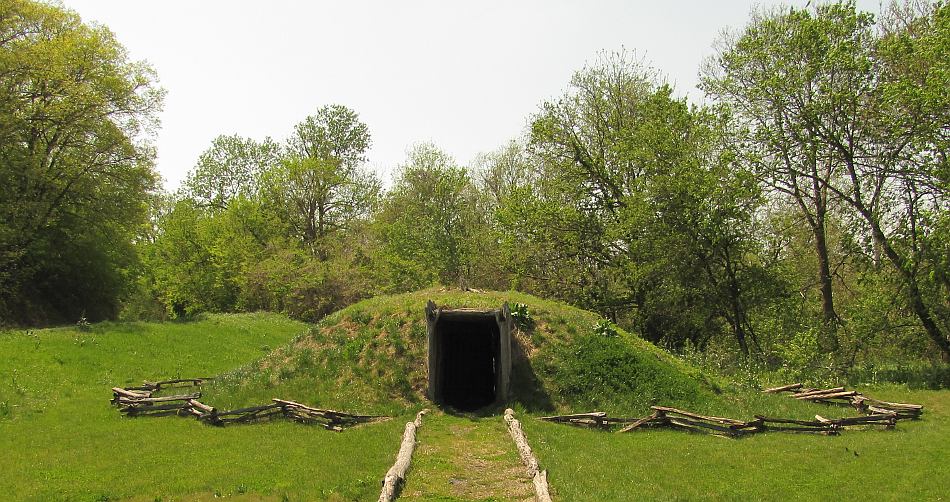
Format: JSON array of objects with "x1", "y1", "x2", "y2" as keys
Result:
[
  {"x1": 2, "y1": 1, "x2": 947, "y2": 372},
  {"x1": 0, "y1": 0, "x2": 163, "y2": 324}
]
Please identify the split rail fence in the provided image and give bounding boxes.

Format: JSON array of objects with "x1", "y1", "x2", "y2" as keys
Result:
[
  {"x1": 111, "y1": 378, "x2": 387, "y2": 431},
  {"x1": 540, "y1": 384, "x2": 923, "y2": 438}
]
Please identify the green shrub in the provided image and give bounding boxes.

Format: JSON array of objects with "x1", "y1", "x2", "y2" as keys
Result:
[
  {"x1": 593, "y1": 319, "x2": 619, "y2": 338},
  {"x1": 510, "y1": 302, "x2": 534, "y2": 330}
]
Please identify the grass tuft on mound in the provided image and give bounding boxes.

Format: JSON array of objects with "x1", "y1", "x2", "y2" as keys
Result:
[{"x1": 207, "y1": 288, "x2": 721, "y2": 415}]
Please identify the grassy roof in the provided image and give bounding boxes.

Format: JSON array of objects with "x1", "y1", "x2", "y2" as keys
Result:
[{"x1": 209, "y1": 288, "x2": 721, "y2": 415}]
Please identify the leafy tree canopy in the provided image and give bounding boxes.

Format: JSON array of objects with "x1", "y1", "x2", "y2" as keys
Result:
[{"x1": 0, "y1": 0, "x2": 163, "y2": 323}]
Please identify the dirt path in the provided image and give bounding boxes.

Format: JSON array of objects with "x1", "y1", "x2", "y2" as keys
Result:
[{"x1": 399, "y1": 412, "x2": 535, "y2": 501}]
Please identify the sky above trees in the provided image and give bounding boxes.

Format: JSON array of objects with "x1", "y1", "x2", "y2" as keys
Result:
[{"x1": 61, "y1": 0, "x2": 880, "y2": 190}]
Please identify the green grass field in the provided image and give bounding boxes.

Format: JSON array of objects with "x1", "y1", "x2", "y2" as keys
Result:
[
  {"x1": 0, "y1": 314, "x2": 410, "y2": 501},
  {"x1": 2, "y1": 312, "x2": 948, "y2": 501},
  {"x1": 523, "y1": 388, "x2": 950, "y2": 500}
]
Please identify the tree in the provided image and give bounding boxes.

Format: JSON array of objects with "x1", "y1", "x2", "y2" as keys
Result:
[
  {"x1": 264, "y1": 105, "x2": 380, "y2": 253},
  {"x1": 471, "y1": 140, "x2": 536, "y2": 209},
  {"x1": 376, "y1": 143, "x2": 488, "y2": 291},
  {"x1": 287, "y1": 104, "x2": 371, "y2": 170},
  {"x1": 521, "y1": 52, "x2": 664, "y2": 314},
  {"x1": 182, "y1": 134, "x2": 281, "y2": 210},
  {"x1": 0, "y1": 0, "x2": 163, "y2": 323},
  {"x1": 704, "y1": 0, "x2": 950, "y2": 359},
  {"x1": 519, "y1": 51, "x2": 775, "y2": 353},
  {"x1": 700, "y1": 3, "x2": 879, "y2": 345},
  {"x1": 840, "y1": 0, "x2": 950, "y2": 359}
]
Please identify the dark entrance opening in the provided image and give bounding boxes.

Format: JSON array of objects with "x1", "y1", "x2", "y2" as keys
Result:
[
  {"x1": 426, "y1": 302, "x2": 513, "y2": 411},
  {"x1": 437, "y1": 317, "x2": 499, "y2": 411}
]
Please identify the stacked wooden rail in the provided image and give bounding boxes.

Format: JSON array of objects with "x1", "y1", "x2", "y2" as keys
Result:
[
  {"x1": 540, "y1": 384, "x2": 922, "y2": 438},
  {"x1": 111, "y1": 379, "x2": 386, "y2": 430},
  {"x1": 543, "y1": 408, "x2": 764, "y2": 437},
  {"x1": 763, "y1": 383, "x2": 923, "y2": 419}
]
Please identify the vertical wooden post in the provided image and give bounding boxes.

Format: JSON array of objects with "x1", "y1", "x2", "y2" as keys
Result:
[
  {"x1": 425, "y1": 300, "x2": 440, "y2": 403},
  {"x1": 497, "y1": 303, "x2": 513, "y2": 404}
]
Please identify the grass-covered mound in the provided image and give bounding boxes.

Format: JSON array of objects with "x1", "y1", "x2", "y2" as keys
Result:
[{"x1": 208, "y1": 289, "x2": 721, "y2": 414}]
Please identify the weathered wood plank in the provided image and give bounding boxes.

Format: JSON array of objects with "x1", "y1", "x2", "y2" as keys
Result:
[
  {"x1": 650, "y1": 406, "x2": 747, "y2": 426},
  {"x1": 214, "y1": 403, "x2": 282, "y2": 417},
  {"x1": 754, "y1": 415, "x2": 828, "y2": 427},
  {"x1": 188, "y1": 399, "x2": 215, "y2": 414},
  {"x1": 540, "y1": 411, "x2": 608, "y2": 421},
  {"x1": 796, "y1": 390, "x2": 858, "y2": 400},
  {"x1": 112, "y1": 387, "x2": 151, "y2": 399},
  {"x1": 792, "y1": 387, "x2": 846, "y2": 398},
  {"x1": 665, "y1": 417, "x2": 745, "y2": 437},
  {"x1": 763, "y1": 383, "x2": 803, "y2": 393},
  {"x1": 122, "y1": 409, "x2": 184, "y2": 418},
  {"x1": 274, "y1": 398, "x2": 383, "y2": 422},
  {"x1": 120, "y1": 402, "x2": 188, "y2": 413},
  {"x1": 858, "y1": 397, "x2": 923, "y2": 411},
  {"x1": 618, "y1": 411, "x2": 664, "y2": 433},
  {"x1": 118, "y1": 393, "x2": 200, "y2": 404},
  {"x1": 816, "y1": 414, "x2": 897, "y2": 426}
]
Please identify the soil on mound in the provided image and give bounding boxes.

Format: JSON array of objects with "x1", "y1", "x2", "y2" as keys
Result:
[{"x1": 209, "y1": 288, "x2": 719, "y2": 415}]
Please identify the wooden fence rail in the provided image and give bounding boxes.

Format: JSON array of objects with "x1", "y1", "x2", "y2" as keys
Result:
[
  {"x1": 542, "y1": 384, "x2": 923, "y2": 438},
  {"x1": 110, "y1": 379, "x2": 387, "y2": 430}
]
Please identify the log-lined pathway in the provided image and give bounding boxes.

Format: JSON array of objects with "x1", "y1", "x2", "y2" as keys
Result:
[{"x1": 397, "y1": 412, "x2": 536, "y2": 501}]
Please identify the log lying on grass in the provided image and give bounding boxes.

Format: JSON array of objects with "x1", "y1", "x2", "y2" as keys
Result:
[
  {"x1": 763, "y1": 383, "x2": 803, "y2": 393},
  {"x1": 116, "y1": 393, "x2": 201, "y2": 409},
  {"x1": 505, "y1": 409, "x2": 553, "y2": 502},
  {"x1": 274, "y1": 399, "x2": 387, "y2": 431},
  {"x1": 111, "y1": 387, "x2": 152, "y2": 401},
  {"x1": 378, "y1": 409, "x2": 428, "y2": 502},
  {"x1": 539, "y1": 411, "x2": 610, "y2": 428},
  {"x1": 141, "y1": 378, "x2": 210, "y2": 391},
  {"x1": 753, "y1": 415, "x2": 838, "y2": 434},
  {"x1": 505, "y1": 409, "x2": 539, "y2": 477},
  {"x1": 815, "y1": 414, "x2": 896, "y2": 428},
  {"x1": 618, "y1": 410, "x2": 666, "y2": 433},
  {"x1": 764, "y1": 383, "x2": 924, "y2": 420}
]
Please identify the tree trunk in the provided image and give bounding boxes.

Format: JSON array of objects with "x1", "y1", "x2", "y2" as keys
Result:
[
  {"x1": 812, "y1": 213, "x2": 839, "y2": 351},
  {"x1": 871, "y1": 222, "x2": 950, "y2": 360}
]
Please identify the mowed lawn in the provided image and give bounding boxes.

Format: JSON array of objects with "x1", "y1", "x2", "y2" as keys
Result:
[
  {"x1": 0, "y1": 314, "x2": 406, "y2": 502},
  {"x1": 523, "y1": 388, "x2": 950, "y2": 501},
  {"x1": 3, "y1": 313, "x2": 948, "y2": 501}
]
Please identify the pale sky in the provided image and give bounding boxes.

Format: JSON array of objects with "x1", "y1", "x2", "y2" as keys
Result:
[{"x1": 61, "y1": 0, "x2": 881, "y2": 191}]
